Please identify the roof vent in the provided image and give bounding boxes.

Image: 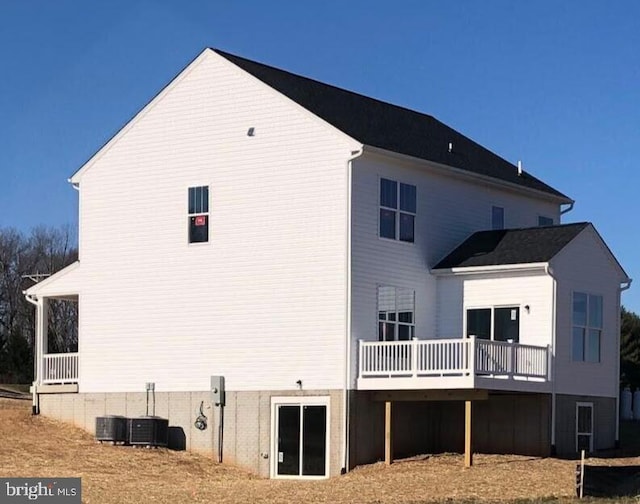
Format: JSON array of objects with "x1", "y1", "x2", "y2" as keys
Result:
[
  {"x1": 517, "y1": 160, "x2": 523, "y2": 176},
  {"x1": 448, "y1": 142, "x2": 453, "y2": 153}
]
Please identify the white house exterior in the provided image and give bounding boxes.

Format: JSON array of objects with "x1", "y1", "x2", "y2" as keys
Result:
[{"x1": 26, "y1": 48, "x2": 630, "y2": 478}]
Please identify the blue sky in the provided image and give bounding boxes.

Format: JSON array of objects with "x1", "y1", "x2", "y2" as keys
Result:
[{"x1": 1, "y1": 1, "x2": 638, "y2": 310}]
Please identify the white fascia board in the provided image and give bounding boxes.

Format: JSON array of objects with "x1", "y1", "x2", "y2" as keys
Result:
[
  {"x1": 582, "y1": 224, "x2": 631, "y2": 283},
  {"x1": 69, "y1": 49, "x2": 213, "y2": 184},
  {"x1": 363, "y1": 146, "x2": 573, "y2": 205},
  {"x1": 213, "y1": 51, "x2": 363, "y2": 154},
  {"x1": 24, "y1": 261, "x2": 80, "y2": 297},
  {"x1": 431, "y1": 262, "x2": 549, "y2": 276}
]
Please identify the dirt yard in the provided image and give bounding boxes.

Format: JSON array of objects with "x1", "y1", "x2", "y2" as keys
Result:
[{"x1": 0, "y1": 398, "x2": 638, "y2": 503}]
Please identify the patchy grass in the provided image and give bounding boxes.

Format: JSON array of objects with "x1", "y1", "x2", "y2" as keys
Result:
[{"x1": 1, "y1": 398, "x2": 640, "y2": 503}]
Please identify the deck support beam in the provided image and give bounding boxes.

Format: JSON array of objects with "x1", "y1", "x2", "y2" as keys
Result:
[
  {"x1": 385, "y1": 401, "x2": 393, "y2": 465},
  {"x1": 464, "y1": 400, "x2": 473, "y2": 467}
]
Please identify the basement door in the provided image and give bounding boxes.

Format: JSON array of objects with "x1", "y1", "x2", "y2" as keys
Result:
[{"x1": 270, "y1": 396, "x2": 330, "y2": 479}]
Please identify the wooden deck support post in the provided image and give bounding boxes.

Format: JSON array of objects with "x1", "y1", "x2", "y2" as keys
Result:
[
  {"x1": 464, "y1": 400, "x2": 473, "y2": 467},
  {"x1": 385, "y1": 401, "x2": 393, "y2": 465}
]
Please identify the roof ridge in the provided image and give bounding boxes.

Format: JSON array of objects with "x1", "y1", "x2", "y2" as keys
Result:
[
  {"x1": 212, "y1": 48, "x2": 439, "y2": 123},
  {"x1": 211, "y1": 48, "x2": 569, "y2": 201}
]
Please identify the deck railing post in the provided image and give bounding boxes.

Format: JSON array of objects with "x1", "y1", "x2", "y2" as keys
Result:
[
  {"x1": 509, "y1": 340, "x2": 515, "y2": 379},
  {"x1": 469, "y1": 336, "x2": 476, "y2": 377},
  {"x1": 358, "y1": 339, "x2": 364, "y2": 376},
  {"x1": 412, "y1": 337, "x2": 418, "y2": 377}
]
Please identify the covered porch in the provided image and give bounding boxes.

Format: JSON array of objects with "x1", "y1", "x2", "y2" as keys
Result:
[{"x1": 24, "y1": 262, "x2": 81, "y2": 390}]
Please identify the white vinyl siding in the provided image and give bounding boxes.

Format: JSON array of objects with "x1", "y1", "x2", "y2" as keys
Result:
[
  {"x1": 436, "y1": 273, "x2": 553, "y2": 348},
  {"x1": 551, "y1": 227, "x2": 626, "y2": 398},
  {"x1": 74, "y1": 50, "x2": 360, "y2": 392},
  {"x1": 349, "y1": 152, "x2": 561, "y2": 385}
]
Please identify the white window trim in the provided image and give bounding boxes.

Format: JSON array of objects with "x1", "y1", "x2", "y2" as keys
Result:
[
  {"x1": 576, "y1": 402, "x2": 594, "y2": 452},
  {"x1": 571, "y1": 291, "x2": 603, "y2": 363},
  {"x1": 464, "y1": 304, "x2": 520, "y2": 341},
  {"x1": 187, "y1": 183, "x2": 211, "y2": 246},
  {"x1": 378, "y1": 176, "x2": 416, "y2": 244},
  {"x1": 270, "y1": 396, "x2": 331, "y2": 480}
]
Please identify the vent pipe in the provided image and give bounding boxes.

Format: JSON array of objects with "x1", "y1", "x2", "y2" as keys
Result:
[{"x1": 517, "y1": 160, "x2": 523, "y2": 176}]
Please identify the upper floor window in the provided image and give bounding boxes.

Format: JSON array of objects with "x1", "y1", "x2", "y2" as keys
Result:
[
  {"x1": 188, "y1": 186, "x2": 209, "y2": 243},
  {"x1": 491, "y1": 206, "x2": 504, "y2": 230},
  {"x1": 572, "y1": 292, "x2": 602, "y2": 363},
  {"x1": 378, "y1": 286, "x2": 415, "y2": 341},
  {"x1": 379, "y1": 178, "x2": 416, "y2": 243},
  {"x1": 538, "y1": 216, "x2": 554, "y2": 226}
]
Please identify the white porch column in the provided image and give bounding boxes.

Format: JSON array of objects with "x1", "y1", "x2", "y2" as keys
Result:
[{"x1": 35, "y1": 298, "x2": 48, "y2": 384}]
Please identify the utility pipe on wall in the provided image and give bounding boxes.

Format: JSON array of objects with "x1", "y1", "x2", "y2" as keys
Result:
[
  {"x1": 24, "y1": 293, "x2": 40, "y2": 415},
  {"x1": 616, "y1": 279, "x2": 633, "y2": 446},
  {"x1": 343, "y1": 146, "x2": 363, "y2": 474},
  {"x1": 544, "y1": 265, "x2": 557, "y2": 453}
]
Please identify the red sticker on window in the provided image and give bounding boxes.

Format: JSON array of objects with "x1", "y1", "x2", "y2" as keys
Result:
[{"x1": 195, "y1": 215, "x2": 206, "y2": 226}]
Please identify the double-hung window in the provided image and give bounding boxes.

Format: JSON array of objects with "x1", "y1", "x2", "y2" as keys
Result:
[
  {"x1": 379, "y1": 178, "x2": 416, "y2": 243},
  {"x1": 188, "y1": 186, "x2": 209, "y2": 243},
  {"x1": 572, "y1": 292, "x2": 603, "y2": 362},
  {"x1": 377, "y1": 286, "x2": 415, "y2": 341}
]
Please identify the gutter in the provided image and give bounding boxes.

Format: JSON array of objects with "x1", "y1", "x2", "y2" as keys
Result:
[
  {"x1": 432, "y1": 262, "x2": 548, "y2": 277},
  {"x1": 363, "y1": 145, "x2": 572, "y2": 206},
  {"x1": 343, "y1": 146, "x2": 364, "y2": 474}
]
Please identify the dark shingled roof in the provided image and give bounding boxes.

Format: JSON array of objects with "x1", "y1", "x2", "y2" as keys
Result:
[
  {"x1": 433, "y1": 223, "x2": 590, "y2": 269},
  {"x1": 214, "y1": 49, "x2": 570, "y2": 201}
]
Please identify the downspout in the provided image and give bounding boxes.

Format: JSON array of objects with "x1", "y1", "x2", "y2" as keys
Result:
[
  {"x1": 24, "y1": 293, "x2": 40, "y2": 415},
  {"x1": 545, "y1": 264, "x2": 557, "y2": 454},
  {"x1": 343, "y1": 147, "x2": 363, "y2": 474},
  {"x1": 560, "y1": 202, "x2": 574, "y2": 215},
  {"x1": 616, "y1": 279, "x2": 632, "y2": 447}
]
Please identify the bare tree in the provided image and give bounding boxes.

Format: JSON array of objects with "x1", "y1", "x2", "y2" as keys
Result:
[{"x1": 0, "y1": 226, "x2": 77, "y2": 383}]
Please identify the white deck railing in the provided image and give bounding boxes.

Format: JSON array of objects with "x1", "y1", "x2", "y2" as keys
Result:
[
  {"x1": 359, "y1": 337, "x2": 548, "y2": 382},
  {"x1": 42, "y1": 353, "x2": 79, "y2": 384}
]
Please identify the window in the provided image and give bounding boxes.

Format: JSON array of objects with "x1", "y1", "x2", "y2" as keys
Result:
[
  {"x1": 377, "y1": 286, "x2": 415, "y2": 341},
  {"x1": 572, "y1": 292, "x2": 602, "y2": 362},
  {"x1": 538, "y1": 216, "x2": 554, "y2": 226},
  {"x1": 380, "y1": 178, "x2": 416, "y2": 243},
  {"x1": 188, "y1": 186, "x2": 209, "y2": 243},
  {"x1": 491, "y1": 206, "x2": 504, "y2": 230},
  {"x1": 466, "y1": 306, "x2": 520, "y2": 342},
  {"x1": 576, "y1": 402, "x2": 594, "y2": 452}
]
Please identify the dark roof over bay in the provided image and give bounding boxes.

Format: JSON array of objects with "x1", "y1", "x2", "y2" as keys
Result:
[
  {"x1": 215, "y1": 49, "x2": 570, "y2": 200},
  {"x1": 433, "y1": 223, "x2": 590, "y2": 269}
]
